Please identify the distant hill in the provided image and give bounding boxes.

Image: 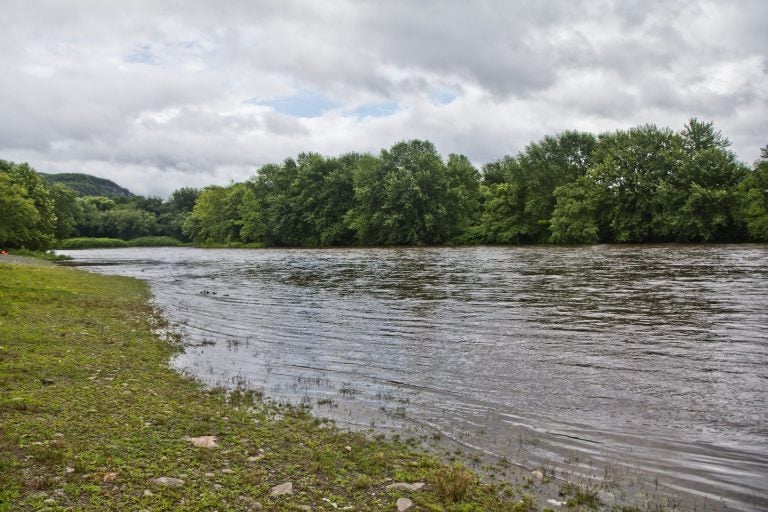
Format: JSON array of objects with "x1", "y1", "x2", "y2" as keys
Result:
[{"x1": 40, "y1": 173, "x2": 134, "y2": 198}]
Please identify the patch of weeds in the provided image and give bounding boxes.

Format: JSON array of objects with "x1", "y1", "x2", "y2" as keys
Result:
[
  {"x1": 560, "y1": 481, "x2": 601, "y2": 509},
  {"x1": 512, "y1": 493, "x2": 536, "y2": 511},
  {"x1": 432, "y1": 463, "x2": 475, "y2": 503}
]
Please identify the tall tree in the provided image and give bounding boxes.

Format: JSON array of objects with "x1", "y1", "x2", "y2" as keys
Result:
[
  {"x1": 482, "y1": 131, "x2": 596, "y2": 243},
  {"x1": 0, "y1": 160, "x2": 56, "y2": 249}
]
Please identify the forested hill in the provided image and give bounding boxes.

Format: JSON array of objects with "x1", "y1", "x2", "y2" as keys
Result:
[{"x1": 39, "y1": 172, "x2": 134, "y2": 198}]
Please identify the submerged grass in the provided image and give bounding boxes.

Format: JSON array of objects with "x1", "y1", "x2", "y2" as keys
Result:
[{"x1": 0, "y1": 260, "x2": 521, "y2": 511}]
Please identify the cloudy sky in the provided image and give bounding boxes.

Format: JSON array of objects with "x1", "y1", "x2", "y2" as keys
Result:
[{"x1": 1, "y1": 1, "x2": 766, "y2": 197}]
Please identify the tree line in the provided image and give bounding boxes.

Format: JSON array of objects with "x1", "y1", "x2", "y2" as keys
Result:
[{"x1": 2, "y1": 119, "x2": 767, "y2": 250}]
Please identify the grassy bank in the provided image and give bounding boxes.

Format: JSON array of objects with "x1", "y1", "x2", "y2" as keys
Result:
[{"x1": 0, "y1": 260, "x2": 541, "y2": 511}]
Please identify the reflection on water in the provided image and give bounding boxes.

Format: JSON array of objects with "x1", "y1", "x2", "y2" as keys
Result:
[{"x1": 59, "y1": 245, "x2": 768, "y2": 511}]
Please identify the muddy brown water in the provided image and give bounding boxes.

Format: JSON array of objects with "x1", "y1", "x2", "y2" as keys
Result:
[{"x1": 59, "y1": 245, "x2": 768, "y2": 510}]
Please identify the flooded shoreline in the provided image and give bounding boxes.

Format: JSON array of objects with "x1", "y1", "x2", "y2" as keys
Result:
[{"x1": 59, "y1": 245, "x2": 768, "y2": 511}]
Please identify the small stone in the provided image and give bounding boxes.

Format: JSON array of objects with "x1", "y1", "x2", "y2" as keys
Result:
[
  {"x1": 152, "y1": 477, "x2": 185, "y2": 487},
  {"x1": 386, "y1": 482, "x2": 425, "y2": 492},
  {"x1": 532, "y1": 470, "x2": 544, "y2": 479},
  {"x1": 396, "y1": 497, "x2": 413, "y2": 511},
  {"x1": 298, "y1": 506, "x2": 312, "y2": 512},
  {"x1": 270, "y1": 481, "x2": 293, "y2": 496},
  {"x1": 204, "y1": 472, "x2": 215, "y2": 478},
  {"x1": 188, "y1": 435, "x2": 219, "y2": 449},
  {"x1": 143, "y1": 489, "x2": 153, "y2": 497},
  {"x1": 220, "y1": 468, "x2": 235, "y2": 474},
  {"x1": 345, "y1": 445, "x2": 352, "y2": 452},
  {"x1": 247, "y1": 455, "x2": 263, "y2": 462},
  {"x1": 238, "y1": 495, "x2": 262, "y2": 509},
  {"x1": 65, "y1": 467, "x2": 75, "y2": 474},
  {"x1": 546, "y1": 498, "x2": 566, "y2": 507},
  {"x1": 213, "y1": 483, "x2": 223, "y2": 490},
  {"x1": 52, "y1": 432, "x2": 65, "y2": 438},
  {"x1": 43, "y1": 498, "x2": 56, "y2": 505}
]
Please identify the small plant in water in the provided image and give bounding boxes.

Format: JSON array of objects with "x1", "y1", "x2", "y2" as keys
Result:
[{"x1": 432, "y1": 463, "x2": 475, "y2": 503}]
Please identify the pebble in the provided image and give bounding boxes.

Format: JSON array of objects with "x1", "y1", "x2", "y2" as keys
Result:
[
  {"x1": 204, "y1": 472, "x2": 216, "y2": 478},
  {"x1": 238, "y1": 495, "x2": 263, "y2": 510},
  {"x1": 151, "y1": 477, "x2": 185, "y2": 487},
  {"x1": 396, "y1": 497, "x2": 413, "y2": 511},
  {"x1": 546, "y1": 498, "x2": 566, "y2": 507},
  {"x1": 43, "y1": 498, "x2": 56, "y2": 505},
  {"x1": 532, "y1": 470, "x2": 544, "y2": 479},
  {"x1": 247, "y1": 454, "x2": 264, "y2": 462},
  {"x1": 221, "y1": 468, "x2": 235, "y2": 474},
  {"x1": 270, "y1": 481, "x2": 293, "y2": 496},
  {"x1": 188, "y1": 435, "x2": 219, "y2": 449},
  {"x1": 143, "y1": 489, "x2": 153, "y2": 497}
]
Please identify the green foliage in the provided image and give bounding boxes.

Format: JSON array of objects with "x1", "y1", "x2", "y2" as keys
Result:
[
  {"x1": 481, "y1": 131, "x2": 596, "y2": 243},
  {"x1": 347, "y1": 140, "x2": 470, "y2": 245},
  {"x1": 126, "y1": 236, "x2": 183, "y2": 247},
  {"x1": 2, "y1": 121, "x2": 763, "y2": 248},
  {"x1": 737, "y1": 148, "x2": 768, "y2": 241},
  {"x1": 0, "y1": 160, "x2": 56, "y2": 249}
]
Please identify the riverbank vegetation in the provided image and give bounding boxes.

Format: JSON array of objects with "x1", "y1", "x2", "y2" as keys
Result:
[
  {"x1": 2, "y1": 259, "x2": 551, "y2": 511},
  {"x1": 2, "y1": 119, "x2": 767, "y2": 251}
]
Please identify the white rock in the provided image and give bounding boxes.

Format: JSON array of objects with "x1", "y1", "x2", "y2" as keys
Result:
[
  {"x1": 546, "y1": 498, "x2": 567, "y2": 507},
  {"x1": 143, "y1": 489, "x2": 153, "y2": 497},
  {"x1": 270, "y1": 481, "x2": 293, "y2": 496},
  {"x1": 188, "y1": 435, "x2": 219, "y2": 448},
  {"x1": 532, "y1": 470, "x2": 544, "y2": 479},
  {"x1": 152, "y1": 477, "x2": 185, "y2": 487},
  {"x1": 386, "y1": 482, "x2": 425, "y2": 491},
  {"x1": 396, "y1": 497, "x2": 413, "y2": 511},
  {"x1": 221, "y1": 468, "x2": 235, "y2": 474}
]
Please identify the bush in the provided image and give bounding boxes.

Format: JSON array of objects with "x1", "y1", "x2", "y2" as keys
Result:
[
  {"x1": 432, "y1": 464, "x2": 475, "y2": 503},
  {"x1": 127, "y1": 236, "x2": 182, "y2": 247},
  {"x1": 58, "y1": 237, "x2": 128, "y2": 249}
]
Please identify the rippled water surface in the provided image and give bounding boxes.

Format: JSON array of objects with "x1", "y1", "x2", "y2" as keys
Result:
[{"x1": 61, "y1": 245, "x2": 768, "y2": 510}]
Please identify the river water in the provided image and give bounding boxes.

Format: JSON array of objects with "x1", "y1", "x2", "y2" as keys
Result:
[{"x1": 59, "y1": 245, "x2": 768, "y2": 510}]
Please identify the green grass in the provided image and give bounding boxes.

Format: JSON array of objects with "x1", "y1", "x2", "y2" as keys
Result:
[
  {"x1": 4, "y1": 249, "x2": 71, "y2": 261},
  {"x1": 0, "y1": 261, "x2": 521, "y2": 511}
]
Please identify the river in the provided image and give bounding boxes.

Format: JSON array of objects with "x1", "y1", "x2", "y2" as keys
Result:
[{"x1": 59, "y1": 245, "x2": 768, "y2": 511}]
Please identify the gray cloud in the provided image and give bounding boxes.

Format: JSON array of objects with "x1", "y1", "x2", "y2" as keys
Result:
[{"x1": 1, "y1": 0, "x2": 766, "y2": 196}]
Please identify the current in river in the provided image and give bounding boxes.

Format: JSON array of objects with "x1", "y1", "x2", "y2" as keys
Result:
[{"x1": 59, "y1": 245, "x2": 768, "y2": 511}]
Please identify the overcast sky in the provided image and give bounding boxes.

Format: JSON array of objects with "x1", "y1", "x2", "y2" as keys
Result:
[{"x1": 1, "y1": 1, "x2": 766, "y2": 197}]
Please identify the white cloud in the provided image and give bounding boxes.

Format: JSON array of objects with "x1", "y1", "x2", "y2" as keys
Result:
[{"x1": 1, "y1": 0, "x2": 766, "y2": 197}]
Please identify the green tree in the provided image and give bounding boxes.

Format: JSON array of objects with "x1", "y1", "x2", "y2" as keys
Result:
[
  {"x1": 0, "y1": 160, "x2": 56, "y2": 249},
  {"x1": 481, "y1": 131, "x2": 596, "y2": 243},
  {"x1": 652, "y1": 119, "x2": 747, "y2": 241},
  {"x1": 183, "y1": 184, "x2": 246, "y2": 244},
  {"x1": 549, "y1": 178, "x2": 600, "y2": 244},
  {"x1": 346, "y1": 140, "x2": 459, "y2": 245},
  {"x1": 737, "y1": 146, "x2": 768, "y2": 241},
  {"x1": 48, "y1": 183, "x2": 82, "y2": 240}
]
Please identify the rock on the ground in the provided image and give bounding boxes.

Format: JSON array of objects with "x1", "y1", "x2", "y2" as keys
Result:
[
  {"x1": 152, "y1": 477, "x2": 185, "y2": 487},
  {"x1": 270, "y1": 481, "x2": 293, "y2": 496},
  {"x1": 396, "y1": 497, "x2": 413, "y2": 511},
  {"x1": 386, "y1": 482, "x2": 425, "y2": 491},
  {"x1": 546, "y1": 498, "x2": 566, "y2": 507},
  {"x1": 532, "y1": 470, "x2": 544, "y2": 479},
  {"x1": 187, "y1": 435, "x2": 219, "y2": 448},
  {"x1": 238, "y1": 495, "x2": 263, "y2": 510}
]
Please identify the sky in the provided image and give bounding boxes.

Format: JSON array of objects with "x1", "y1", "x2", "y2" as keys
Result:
[{"x1": 1, "y1": 1, "x2": 766, "y2": 197}]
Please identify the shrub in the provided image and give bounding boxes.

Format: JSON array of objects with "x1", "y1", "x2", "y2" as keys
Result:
[
  {"x1": 127, "y1": 236, "x2": 182, "y2": 247},
  {"x1": 432, "y1": 464, "x2": 475, "y2": 503}
]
